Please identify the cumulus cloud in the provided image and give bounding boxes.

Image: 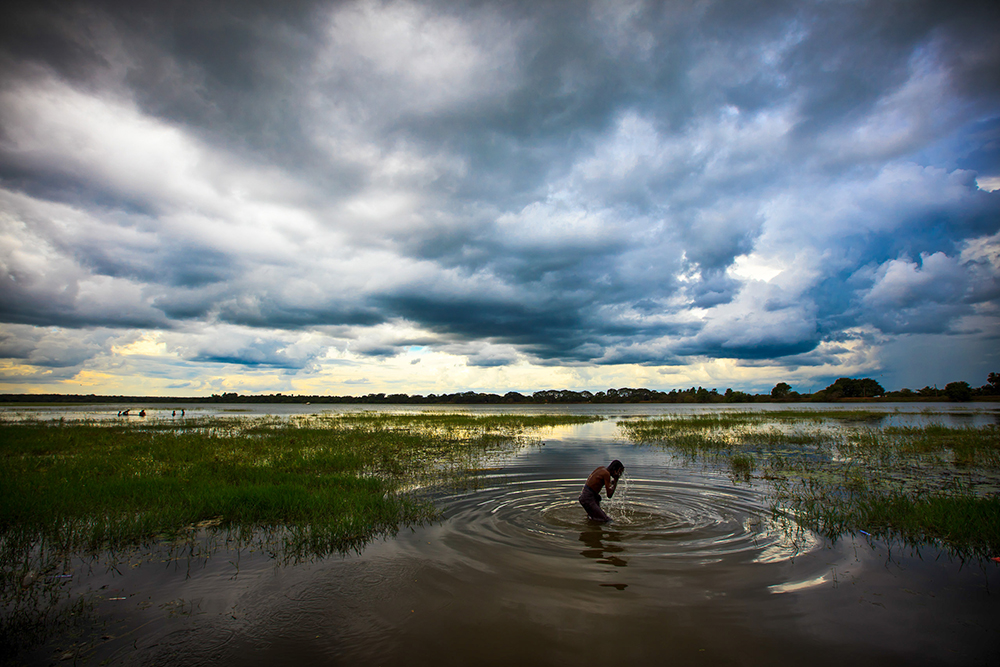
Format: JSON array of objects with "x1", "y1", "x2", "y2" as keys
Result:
[{"x1": 855, "y1": 247, "x2": 1000, "y2": 334}]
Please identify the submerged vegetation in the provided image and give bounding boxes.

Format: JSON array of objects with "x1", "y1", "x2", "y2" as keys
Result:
[
  {"x1": 0, "y1": 412, "x2": 600, "y2": 655},
  {"x1": 619, "y1": 412, "x2": 1000, "y2": 561}
]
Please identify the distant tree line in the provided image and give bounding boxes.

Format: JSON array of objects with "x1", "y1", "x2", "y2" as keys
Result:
[{"x1": 2, "y1": 373, "x2": 998, "y2": 404}]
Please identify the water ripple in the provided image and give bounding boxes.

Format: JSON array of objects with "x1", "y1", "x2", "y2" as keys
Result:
[{"x1": 429, "y1": 470, "x2": 821, "y2": 567}]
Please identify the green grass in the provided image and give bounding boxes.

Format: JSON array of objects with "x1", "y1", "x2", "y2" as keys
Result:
[
  {"x1": 728, "y1": 453, "x2": 755, "y2": 482},
  {"x1": 619, "y1": 413, "x2": 1000, "y2": 560},
  {"x1": 618, "y1": 410, "x2": 889, "y2": 434},
  {"x1": 883, "y1": 424, "x2": 1000, "y2": 466},
  {"x1": 2, "y1": 420, "x2": 405, "y2": 554},
  {"x1": 0, "y1": 413, "x2": 600, "y2": 557},
  {"x1": 778, "y1": 490, "x2": 1000, "y2": 562}
]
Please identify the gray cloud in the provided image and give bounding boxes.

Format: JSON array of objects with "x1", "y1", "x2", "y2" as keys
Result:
[{"x1": 1, "y1": 0, "x2": 999, "y2": 390}]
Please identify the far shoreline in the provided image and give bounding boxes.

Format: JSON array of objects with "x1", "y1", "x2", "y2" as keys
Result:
[{"x1": 2, "y1": 395, "x2": 999, "y2": 407}]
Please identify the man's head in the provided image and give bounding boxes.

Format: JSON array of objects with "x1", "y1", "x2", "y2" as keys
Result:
[{"x1": 608, "y1": 460, "x2": 624, "y2": 478}]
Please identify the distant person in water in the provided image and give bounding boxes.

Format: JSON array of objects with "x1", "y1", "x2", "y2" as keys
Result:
[{"x1": 579, "y1": 460, "x2": 624, "y2": 522}]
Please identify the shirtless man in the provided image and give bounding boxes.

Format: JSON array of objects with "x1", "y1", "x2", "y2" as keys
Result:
[{"x1": 579, "y1": 459, "x2": 625, "y2": 522}]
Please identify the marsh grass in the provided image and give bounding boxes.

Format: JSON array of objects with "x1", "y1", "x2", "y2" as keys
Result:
[
  {"x1": 0, "y1": 412, "x2": 600, "y2": 656},
  {"x1": 883, "y1": 425, "x2": 1000, "y2": 466},
  {"x1": 619, "y1": 413, "x2": 1000, "y2": 561},
  {"x1": 619, "y1": 410, "x2": 888, "y2": 433}
]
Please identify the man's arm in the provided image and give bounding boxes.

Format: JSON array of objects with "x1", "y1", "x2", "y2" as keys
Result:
[{"x1": 605, "y1": 472, "x2": 618, "y2": 498}]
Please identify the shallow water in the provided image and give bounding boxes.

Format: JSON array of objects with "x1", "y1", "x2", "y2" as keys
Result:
[
  {"x1": 11, "y1": 416, "x2": 1000, "y2": 665},
  {"x1": 3, "y1": 400, "x2": 1000, "y2": 427}
]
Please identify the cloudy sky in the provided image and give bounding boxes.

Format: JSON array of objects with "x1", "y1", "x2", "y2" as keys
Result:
[{"x1": 1, "y1": 0, "x2": 998, "y2": 397}]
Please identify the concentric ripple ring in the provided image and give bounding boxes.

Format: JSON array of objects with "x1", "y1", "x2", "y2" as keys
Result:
[{"x1": 425, "y1": 468, "x2": 821, "y2": 567}]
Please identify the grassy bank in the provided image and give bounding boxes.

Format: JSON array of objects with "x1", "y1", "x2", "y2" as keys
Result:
[{"x1": 619, "y1": 413, "x2": 1000, "y2": 560}]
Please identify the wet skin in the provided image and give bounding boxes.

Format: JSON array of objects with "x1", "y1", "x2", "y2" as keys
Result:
[{"x1": 585, "y1": 465, "x2": 620, "y2": 498}]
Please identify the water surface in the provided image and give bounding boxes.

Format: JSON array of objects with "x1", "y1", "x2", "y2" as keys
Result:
[
  {"x1": 9, "y1": 409, "x2": 1000, "y2": 665},
  {"x1": 4, "y1": 400, "x2": 999, "y2": 427}
]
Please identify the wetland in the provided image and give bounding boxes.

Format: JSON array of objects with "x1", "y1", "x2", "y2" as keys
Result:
[{"x1": 1, "y1": 403, "x2": 998, "y2": 665}]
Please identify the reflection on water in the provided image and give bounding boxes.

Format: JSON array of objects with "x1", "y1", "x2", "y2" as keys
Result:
[
  {"x1": 6, "y1": 415, "x2": 1000, "y2": 666},
  {"x1": 578, "y1": 528, "x2": 628, "y2": 567}
]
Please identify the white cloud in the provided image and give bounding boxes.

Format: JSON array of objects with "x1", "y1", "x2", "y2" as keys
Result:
[
  {"x1": 863, "y1": 252, "x2": 967, "y2": 309},
  {"x1": 977, "y1": 176, "x2": 1000, "y2": 192},
  {"x1": 728, "y1": 254, "x2": 783, "y2": 283},
  {"x1": 0, "y1": 77, "x2": 215, "y2": 208},
  {"x1": 316, "y1": 1, "x2": 520, "y2": 115}
]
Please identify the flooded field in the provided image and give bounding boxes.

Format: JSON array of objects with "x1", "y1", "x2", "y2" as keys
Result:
[
  {"x1": 3, "y1": 400, "x2": 1000, "y2": 426},
  {"x1": 3, "y1": 404, "x2": 999, "y2": 665}
]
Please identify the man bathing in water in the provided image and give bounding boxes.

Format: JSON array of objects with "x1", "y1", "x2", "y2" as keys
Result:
[{"x1": 579, "y1": 460, "x2": 624, "y2": 522}]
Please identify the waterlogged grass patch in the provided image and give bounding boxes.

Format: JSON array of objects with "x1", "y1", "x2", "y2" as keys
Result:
[
  {"x1": 883, "y1": 425, "x2": 1000, "y2": 466},
  {"x1": 729, "y1": 453, "x2": 755, "y2": 483},
  {"x1": 618, "y1": 410, "x2": 889, "y2": 434},
  {"x1": 781, "y1": 488, "x2": 1000, "y2": 560},
  {"x1": 1, "y1": 413, "x2": 601, "y2": 554},
  {"x1": 620, "y1": 413, "x2": 1000, "y2": 561}
]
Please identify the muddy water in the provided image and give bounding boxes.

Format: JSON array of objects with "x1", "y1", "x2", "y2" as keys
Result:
[{"x1": 19, "y1": 418, "x2": 1000, "y2": 666}]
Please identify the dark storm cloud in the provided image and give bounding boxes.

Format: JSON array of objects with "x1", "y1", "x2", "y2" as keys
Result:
[
  {"x1": 952, "y1": 118, "x2": 1000, "y2": 185},
  {"x1": 378, "y1": 291, "x2": 586, "y2": 346},
  {"x1": 189, "y1": 347, "x2": 308, "y2": 369},
  {"x1": 78, "y1": 241, "x2": 235, "y2": 288},
  {"x1": 1, "y1": 0, "x2": 999, "y2": 383}
]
